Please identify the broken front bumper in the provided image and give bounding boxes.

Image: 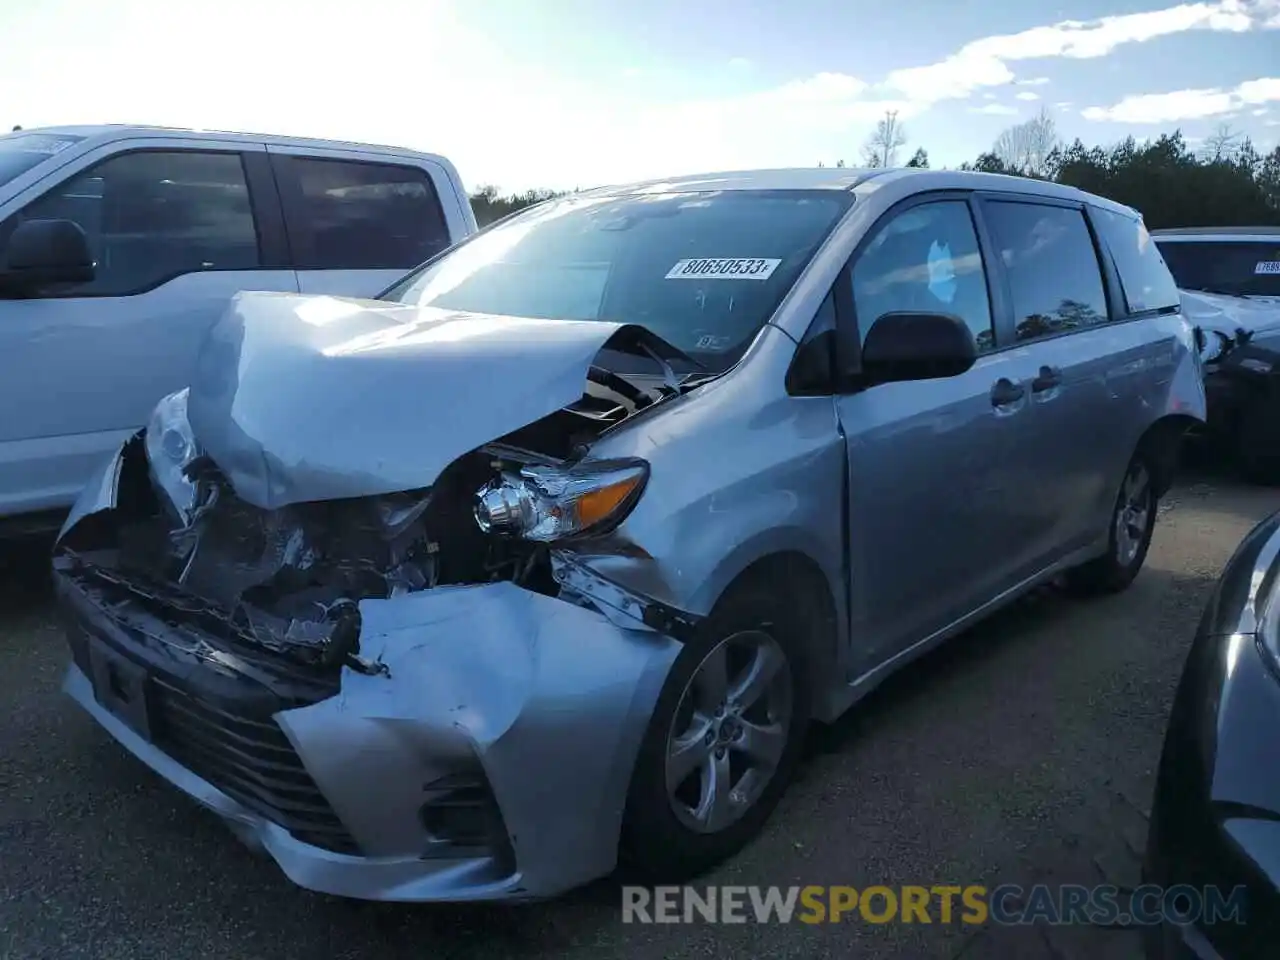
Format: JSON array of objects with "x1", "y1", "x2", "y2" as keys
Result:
[{"x1": 55, "y1": 444, "x2": 682, "y2": 902}]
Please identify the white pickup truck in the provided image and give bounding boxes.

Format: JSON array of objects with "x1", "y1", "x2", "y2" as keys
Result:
[{"x1": 0, "y1": 126, "x2": 477, "y2": 536}]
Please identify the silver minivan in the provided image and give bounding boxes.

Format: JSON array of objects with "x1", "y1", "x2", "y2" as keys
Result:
[{"x1": 55, "y1": 167, "x2": 1206, "y2": 903}]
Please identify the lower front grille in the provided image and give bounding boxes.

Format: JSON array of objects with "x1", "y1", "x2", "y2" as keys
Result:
[{"x1": 148, "y1": 679, "x2": 360, "y2": 855}]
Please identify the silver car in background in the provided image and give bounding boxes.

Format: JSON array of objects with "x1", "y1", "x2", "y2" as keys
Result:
[{"x1": 54, "y1": 167, "x2": 1205, "y2": 902}]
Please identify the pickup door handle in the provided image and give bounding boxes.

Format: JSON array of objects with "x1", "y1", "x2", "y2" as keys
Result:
[
  {"x1": 1031, "y1": 365, "x2": 1062, "y2": 392},
  {"x1": 990, "y1": 378, "x2": 1025, "y2": 407}
]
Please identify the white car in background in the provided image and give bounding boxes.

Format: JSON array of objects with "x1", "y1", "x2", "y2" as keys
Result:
[
  {"x1": 1153, "y1": 227, "x2": 1280, "y2": 362},
  {"x1": 0, "y1": 126, "x2": 476, "y2": 538},
  {"x1": 1152, "y1": 227, "x2": 1280, "y2": 480}
]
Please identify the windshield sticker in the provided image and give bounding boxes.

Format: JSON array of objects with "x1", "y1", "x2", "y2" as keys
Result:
[
  {"x1": 666, "y1": 258, "x2": 781, "y2": 281},
  {"x1": 1256, "y1": 261, "x2": 1280, "y2": 276},
  {"x1": 8, "y1": 135, "x2": 78, "y2": 156},
  {"x1": 926, "y1": 240, "x2": 957, "y2": 303}
]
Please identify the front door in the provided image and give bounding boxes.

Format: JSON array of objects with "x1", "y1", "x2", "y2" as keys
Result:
[
  {"x1": 0, "y1": 142, "x2": 299, "y2": 517},
  {"x1": 834, "y1": 196, "x2": 1043, "y2": 672}
]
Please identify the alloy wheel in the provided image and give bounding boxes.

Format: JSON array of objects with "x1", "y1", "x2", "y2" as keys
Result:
[
  {"x1": 1115, "y1": 460, "x2": 1152, "y2": 567},
  {"x1": 665, "y1": 630, "x2": 794, "y2": 834}
]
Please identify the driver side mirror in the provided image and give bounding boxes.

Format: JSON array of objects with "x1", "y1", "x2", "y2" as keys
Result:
[
  {"x1": 0, "y1": 218, "x2": 95, "y2": 295},
  {"x1": 860, "y1": 311, "x2": 978, "y2": 385}
]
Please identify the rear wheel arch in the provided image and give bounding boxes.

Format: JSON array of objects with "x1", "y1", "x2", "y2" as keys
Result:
[{"x1": 1136, "y1": 413, "x2": 1199, "y2": 497}]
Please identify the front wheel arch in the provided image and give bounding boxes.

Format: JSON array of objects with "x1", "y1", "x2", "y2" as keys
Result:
[{"x1": 713, "y1": 551, "x2": 840, "y2": 715}]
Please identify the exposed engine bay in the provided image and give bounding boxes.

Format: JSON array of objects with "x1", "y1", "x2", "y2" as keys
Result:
[{"x1": 55, "y1": 341, "x2": 711, "y2": 678}]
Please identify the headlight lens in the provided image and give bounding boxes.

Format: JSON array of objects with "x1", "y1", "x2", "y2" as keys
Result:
[
  {"x1": 474, "y1": 459, "x2": 648, "y2": 542},
  {"x1": 144, "y1": 388, "x2": 200, "y2": 520}
]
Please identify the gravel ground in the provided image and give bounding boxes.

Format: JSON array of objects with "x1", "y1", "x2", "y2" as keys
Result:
[{"x1": 1, "y1": 476, "x2": 1274, "y2": 960}]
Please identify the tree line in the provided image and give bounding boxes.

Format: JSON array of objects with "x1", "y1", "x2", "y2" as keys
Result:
[{"x1": 470, "y1": 108, "x2": 1280, "y2": 230}]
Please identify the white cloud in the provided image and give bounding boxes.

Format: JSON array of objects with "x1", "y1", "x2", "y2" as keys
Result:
[
  {"x1": 982, "y1": 93, "x2": 998, "y2": 100},
  {"x1": 1016, "y1": 91, "x2": 1041, "y2": 101},
  {"x1": 968, "y1": 103, "x2": 1020, "y2": 116},
  {"x1": 884, "y1": 1, "x2": 1273, "y2": 104},
  {"x1": 1082, "y1": 75, "x2": 1280, "y2": 122},
  {"x1": 1254, "y1": 107, "x2": 1272, "y2": 115},
  {"x1": 1239, "y1": 77, "x2": 1280, "y2": 103},
  {"x1": 1055, "y1": 101, "x2": 1075, "y2": 109},
  {"x1": 8, "y1": 0, "x2": 1280, "y2": 191},
  {"x1": 728, "y1": 57, "x2": 753, "y2": 69}
]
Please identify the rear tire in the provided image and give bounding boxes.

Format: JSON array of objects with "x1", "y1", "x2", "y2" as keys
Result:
[
  {"x1": 618, "y1": 581, "x2": 812, "y2": 882},
  {"x1": 1065, "y1": 451, "x2": 1157, "y2": 597}
]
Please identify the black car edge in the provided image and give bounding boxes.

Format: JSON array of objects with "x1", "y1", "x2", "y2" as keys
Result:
[
  {"x1": 1197, "y1": 328, "x2": 1280, "y2": 484},
  {"x1": 1143, "y1": 510, "x2": 1280, "y2": 959}
]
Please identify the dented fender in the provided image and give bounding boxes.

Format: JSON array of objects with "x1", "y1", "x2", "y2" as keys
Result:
[{"x1": 274, "y1": 582, "x2": 682, "y2": 899}]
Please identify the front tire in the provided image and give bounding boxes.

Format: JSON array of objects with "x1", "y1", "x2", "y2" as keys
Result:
[
  {"x1": 618, "y1": 584, "x2": 812, "y2": 882},
  {"x1": 1065, "y1": 451, "x2": 1157, "y2": 596}
]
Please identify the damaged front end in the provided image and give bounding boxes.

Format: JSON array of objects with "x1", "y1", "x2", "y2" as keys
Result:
[{"x1": 53, "y1": 315, "x2": 706, "y2": 900}]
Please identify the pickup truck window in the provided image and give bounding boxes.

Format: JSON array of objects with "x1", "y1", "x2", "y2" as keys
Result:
[
  {"x1": 273, "y1": 156, "x2": 451, "y2": 271},
  {"x1": 0, "y1": 149, "x2": 260, "y2": 296}
]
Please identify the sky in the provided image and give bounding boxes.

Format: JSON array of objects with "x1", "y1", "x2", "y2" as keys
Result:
[{"x1": 2, "y1": 0, "x2": 1278, "y2": 192}]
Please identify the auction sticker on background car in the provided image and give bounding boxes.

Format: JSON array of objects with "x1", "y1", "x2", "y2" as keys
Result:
[
  {"x1": 1256, "y1": 261, "x2": 1280, "y2": 275},
  {"x1": 665, "y1": 257, "x2": 781, "y2": 279}
]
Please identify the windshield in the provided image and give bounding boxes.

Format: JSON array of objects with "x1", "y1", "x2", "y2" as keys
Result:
[
  {"x1": 0, "y1": 133, "x2": 83, "y2": 189},
  {"x1": 1155, "y1": 239, "x2": 1280, "y2": 297},
  {"x1": 382, "y1": 189, "x2": 854, "y2": 369}
]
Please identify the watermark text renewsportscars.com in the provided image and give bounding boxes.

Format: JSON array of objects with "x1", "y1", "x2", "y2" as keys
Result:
[{"x1": 621, "y1": 884, "x2": 1249, "y2": 926}]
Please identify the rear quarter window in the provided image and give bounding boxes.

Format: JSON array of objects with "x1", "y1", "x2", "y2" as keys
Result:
[
  {"x1": 273, "y1": 155, "x2": 452, "y2": 271},
  {"x1": 1092, "y1": 207, "x2": 1179, "y2": 314}
]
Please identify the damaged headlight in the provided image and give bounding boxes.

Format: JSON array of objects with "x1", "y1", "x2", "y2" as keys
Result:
[
  {"x1": 144, "y1": 388, "x2": 200, "y2": 520},
  {"x1": 474, "y1": 459, "x2": 648, "y2": 542}
]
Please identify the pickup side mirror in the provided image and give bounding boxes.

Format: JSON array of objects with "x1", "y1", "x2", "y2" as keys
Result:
[
  {"x1": 861, "y1": 311, "x2": 978, "y2": 385},
  {"x1": 0, "y1": 219, "x2": 95, "y2": 294}
]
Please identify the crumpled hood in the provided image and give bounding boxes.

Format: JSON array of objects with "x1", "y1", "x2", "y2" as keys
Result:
[
  {"x1": 187, "y1": 291, "x2": 631, "y2": 510},
  {"x1": 1180, "y1": 288, "x2": 1280, "y2": 339},
  {"x1": 1179, "y1": 289, "x2": 1280, "y2": 364}
]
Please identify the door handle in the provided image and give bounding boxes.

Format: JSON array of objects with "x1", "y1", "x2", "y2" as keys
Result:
[
  {"x1": 1031, "y1": 365, "x2": 1062, "y2": 393},
  {"x1": 990, "y1": 377, "x2": 1025, "y2": 407}
]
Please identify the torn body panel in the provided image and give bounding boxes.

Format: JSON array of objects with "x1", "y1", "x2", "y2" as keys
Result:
[
  {"x1": 185, "y1": 291, "x2": 694, "y2": 510},
  {"x1": 54, "y1": 437, "x2": 686, "y2": 901}
]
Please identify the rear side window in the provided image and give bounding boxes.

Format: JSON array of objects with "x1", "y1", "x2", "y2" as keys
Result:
[
  {"x1": 273, "y1": 156, "x2": 450, "y2": 271},
  {"x1": 983, "y1": 201, "x2": 1109, "y2": 343},
  {"x1": 1092, "y1": 208, "x2": 1179, "y2": 313},
  {"x1": 0, "y1": 149, "x2": 260, "y2": 297}
]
